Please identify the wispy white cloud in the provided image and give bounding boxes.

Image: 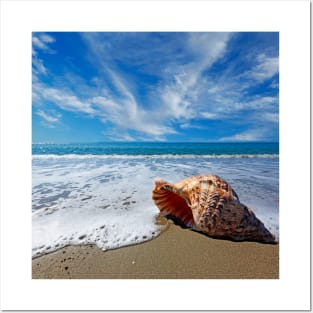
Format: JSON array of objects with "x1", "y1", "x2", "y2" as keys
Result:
[
  {"x1": 36, "y1": 110, "x2": 61, "y2": 128},
  {"x1": 260, "y1": 112, "x2": 279, "y2": 123},
  {"x1": 91, "y1": 95, "x2": 176, "y2": 138},
  {"x1": 187, "y1": 32, "x2": 230, "y2": 68},
  {"x1": 32, "y1": 58, "x2": 47, "y2": 75},
  {"x1": 32, "y1": 33, "x2": 55, "y2": 54},
  {"x1": 80, "y1": 33, "x2": 181, "y2": 140},
  {"x1": 34, "y1": 80, "x2": 176, "y2": 140},
  {"x1": 219, "y1": 128, "x2": 269, "y2": 142},
  {"x1": 243, "y1": 54, "x2": 279, "y2": 82},
  {"x1": 102, "y1": 129, "x2": 136, "y2": 142},
  {"x1": 34, "y1": 84, "x2": 96, "y2": 115},
  {"x1": 39, "y1": 34, "x2": 55, "y2": 44},
  {"x1": 157, "y1": 33, "x2": 232, "y2": 123},
  {"x1": 32, "y1": 33, "x2": 56, "y2": 83},
  {"x1": 200, "y1": 112, "x2": 218, "y2": 119},
  {"x1": 150, "y1": 33, "x2": 232, "y2": 135},
  {"x1": 180, "y1": 122, "x2": 207, "y2": 130},
  {"x1": 226, "y1": 102, "x2": 279, "y2": 141},
  {"x1": 190, "y1": 72, "x2": 279, "y2": 123}
]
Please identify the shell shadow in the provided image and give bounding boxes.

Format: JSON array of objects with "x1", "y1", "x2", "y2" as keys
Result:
[{"x1": 165, "y1": 214, "x2": 278, "y2": 245}]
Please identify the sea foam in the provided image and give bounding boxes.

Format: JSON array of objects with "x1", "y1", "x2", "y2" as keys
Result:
[{"x1": 32, "y1": 158, "x2": 168, "y2": 257}]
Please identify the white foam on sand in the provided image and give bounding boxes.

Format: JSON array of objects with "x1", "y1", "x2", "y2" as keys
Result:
[{"x1": 32, "y1": 158, "x2": 166, "y2": 257}]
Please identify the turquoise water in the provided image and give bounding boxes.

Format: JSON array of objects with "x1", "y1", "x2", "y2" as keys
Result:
[{"x1": 32, "y1": 142, "x2": 278, "y2": 156}]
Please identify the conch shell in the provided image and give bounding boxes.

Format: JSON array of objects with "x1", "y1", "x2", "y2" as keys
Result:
[{"x1": 152, "y1": 174, "x2": 276, "y2": 243}]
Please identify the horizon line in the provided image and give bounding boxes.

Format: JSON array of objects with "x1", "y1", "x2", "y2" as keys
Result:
[{"x1": 32, "y1": 141, "x2": 279, "y2": 145}]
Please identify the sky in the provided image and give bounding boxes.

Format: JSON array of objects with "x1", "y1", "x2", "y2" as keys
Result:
[{"x1": 32, "y1": 32, "x2": 279, "y2": 143}]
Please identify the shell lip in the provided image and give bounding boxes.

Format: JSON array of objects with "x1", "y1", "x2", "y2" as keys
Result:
[{"x1": 152, "y1": 178, "x2": 195, "y2": 229}]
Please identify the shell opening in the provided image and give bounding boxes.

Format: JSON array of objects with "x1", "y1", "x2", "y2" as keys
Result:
[{"x1": 152, "y1": 182, "x2": 195, "y2": 228}]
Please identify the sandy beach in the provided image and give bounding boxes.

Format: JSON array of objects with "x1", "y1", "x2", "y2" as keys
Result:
[{"x1": 32, "y1": 221, "x2": 279, "y2": 279}]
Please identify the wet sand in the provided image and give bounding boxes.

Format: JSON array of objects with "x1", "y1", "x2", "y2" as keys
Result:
[{"x1": 32, "y1": 222, "x2": 279, "y2": 279}]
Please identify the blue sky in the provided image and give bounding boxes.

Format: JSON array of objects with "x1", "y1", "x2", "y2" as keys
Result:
[{"x1": 32, "y1": 32, "x2": 279, "y2": 143}]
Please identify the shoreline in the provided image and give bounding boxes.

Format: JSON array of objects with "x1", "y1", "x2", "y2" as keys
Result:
[{"x1": 32, "y1": 222, "x2": 279, "y2": 279}]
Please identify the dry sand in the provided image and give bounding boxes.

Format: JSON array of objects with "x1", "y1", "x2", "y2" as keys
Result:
[{"x1": 32, "y1": 222, "x2": 279, "y2": 279}]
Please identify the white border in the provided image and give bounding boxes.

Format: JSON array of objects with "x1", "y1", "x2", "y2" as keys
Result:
[{"x1": 0, "y1": 0, "x2": 311, "y2": 310}]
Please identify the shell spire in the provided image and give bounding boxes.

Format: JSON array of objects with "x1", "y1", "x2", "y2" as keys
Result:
[{"x1": 152, "y1": 174, "x2": 277, "y2": 243}]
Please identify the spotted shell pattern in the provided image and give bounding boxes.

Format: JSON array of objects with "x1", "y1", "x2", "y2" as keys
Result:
[{"x1": 152, "y1": 174, "x2": 276, "y2": 243}]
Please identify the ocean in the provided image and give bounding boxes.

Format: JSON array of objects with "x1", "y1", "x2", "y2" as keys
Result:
[{"x1": 32, "y1": 142, "x2": 279, "y2": 257}]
